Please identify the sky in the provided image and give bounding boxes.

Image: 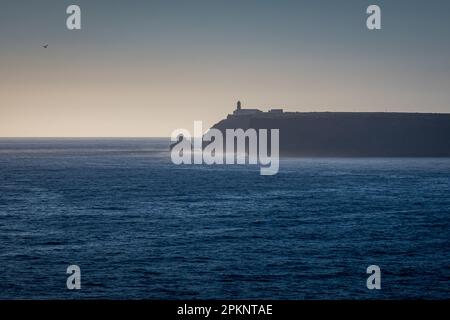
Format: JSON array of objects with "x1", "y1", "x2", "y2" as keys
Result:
[{"x1": 0, "y1": 0, "x2": 449, "y2": 137}]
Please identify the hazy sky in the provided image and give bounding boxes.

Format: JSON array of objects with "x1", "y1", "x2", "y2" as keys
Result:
[{"x1": 1, "y1": 0, "x2": 449, "y2": 137}]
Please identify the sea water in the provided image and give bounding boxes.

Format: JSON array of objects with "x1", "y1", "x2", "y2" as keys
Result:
[{"x1": 0, "y1": 138, "x2": 448, "y2": 299}]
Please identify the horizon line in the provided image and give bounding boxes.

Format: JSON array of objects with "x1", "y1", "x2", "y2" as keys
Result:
[{"x1": 0, "y1": 137, "x2": 170, "y2": 139}]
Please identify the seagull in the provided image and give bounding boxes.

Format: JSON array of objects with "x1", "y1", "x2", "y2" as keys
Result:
[{"x1": 42, "y1": 44, "x2": 48, "y2": 48}]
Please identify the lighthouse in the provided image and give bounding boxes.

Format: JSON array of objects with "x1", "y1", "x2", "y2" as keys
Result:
[{"x1": 233, "y1": 100, "x2": 263, "y2": 116}]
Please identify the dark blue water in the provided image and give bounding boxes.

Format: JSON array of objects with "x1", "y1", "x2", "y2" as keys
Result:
[{"x1": 0, "y1": 138, "x2": 449, "y2": 299}]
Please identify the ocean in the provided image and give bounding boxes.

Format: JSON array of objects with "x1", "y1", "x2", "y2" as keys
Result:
[{"x1": 0, "y1": 138, "x2": 448, "y2": 299}]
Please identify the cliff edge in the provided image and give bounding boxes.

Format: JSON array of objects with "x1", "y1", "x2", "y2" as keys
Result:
[{"x1": 209, "y1": 102, "x2": 450, "y2": 157}]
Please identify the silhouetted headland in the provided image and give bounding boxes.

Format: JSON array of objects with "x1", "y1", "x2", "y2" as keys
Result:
[{"x1": 207, "y1": 101, "x2": 450, "y2": 157}]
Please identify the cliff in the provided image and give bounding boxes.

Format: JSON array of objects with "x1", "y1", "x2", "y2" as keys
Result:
[{"x1": 210, "y1": 111, "x2": 450, "y2": 157}]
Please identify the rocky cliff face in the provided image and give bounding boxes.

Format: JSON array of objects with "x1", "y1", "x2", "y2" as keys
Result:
[{"x1": 209, "y1": 112, "x2": 450, "y2": 157}]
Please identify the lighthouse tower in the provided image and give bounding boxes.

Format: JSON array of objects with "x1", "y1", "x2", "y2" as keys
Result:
[{"x1": 233, "y1": 100, "x2": 263, "y2": 116}]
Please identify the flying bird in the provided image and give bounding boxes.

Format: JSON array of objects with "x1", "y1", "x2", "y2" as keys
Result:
[{"x1": 42, "y1": 44, "x2": 48, "y2": 48}]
